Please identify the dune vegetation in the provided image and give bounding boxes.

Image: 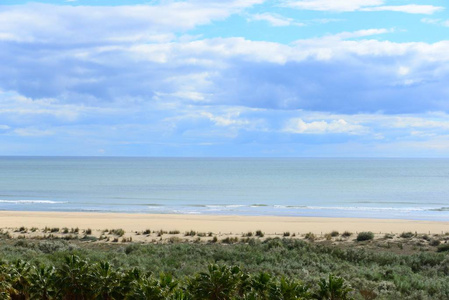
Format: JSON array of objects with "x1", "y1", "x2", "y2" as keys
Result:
[{"x1": 1, "y1": 229, "x2": 449, "y2": 299}]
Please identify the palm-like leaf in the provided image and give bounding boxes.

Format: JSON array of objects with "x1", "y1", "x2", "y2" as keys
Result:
[
  {"x1": 250, "y1": 272, "x2": 272, "y2": 299},
  {"x1": 313, "y1": 274, "x2": 353, "y2": 300},
  {"x1": 0, "y1": 261, "x2": 16, "y2": 300},
  {"x1": 56, "y1": 255, "x2": 94, "y2": 299},
  {"x1": 269, "y1": 277, "x2": 311, "y2": 299},
  {"x1": 28, "y1": 265, "x2": 57, "y2": 300},
  {"x1": 188, "y1": 264, "x2": 241, "y2": 300},
  {"x1": 93, "y1": 261, "x2": 121, "y2": 300}
]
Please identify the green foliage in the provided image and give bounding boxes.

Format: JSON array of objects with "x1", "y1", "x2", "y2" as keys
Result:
[
  {"x1": 305, "y1": 232, "x2": 316, "y2": 241},
  {"x1": 430, "y1": 239, "x2": 441, "y2": 246},
  {"x1": 400, "y1": 232, "x2": 414, "y2": 239},
  {"x1": 314, "y1": 274, "x2": 353, "y2": 300},
  {"x1": 357, "y1": 232, "x2": 374, "y2": 242},
  {"x1": 189, "y1": 264, "x2": 242, "y2": 299},
  {"x1": 342, "y1": 231, "x2": 352, "y2": 238},
  {"x1": 437, "y1": 243, "x2": 449, "y2": 252},
  {"x1": 1, "y1": 238, "x2": 449, "y2": 298},
  {"x1": 185, "y1": 230, "x2": 196, "y2": 237},
  {"x1": 110, "y1": 228, "x2": 125, "y2": 237}
]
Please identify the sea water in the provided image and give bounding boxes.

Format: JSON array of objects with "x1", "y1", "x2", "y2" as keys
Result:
[{"x1": 0, "y1": 157, "x2": 449, "y2": 221}]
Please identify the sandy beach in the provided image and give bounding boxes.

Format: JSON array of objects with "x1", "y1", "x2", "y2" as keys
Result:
[{"x1": 1, "y1": 211, "x2": 448, "y2": 235}]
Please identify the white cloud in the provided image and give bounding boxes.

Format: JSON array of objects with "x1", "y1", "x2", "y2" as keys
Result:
[
  {"x1": 284, "y1": 0, "x2": 443, "y2": 14},
  {"x1": 421, "y1": 18, "x2": 441, "y2": 25},
  {"x1": 0, "y1": 89, "x2": 120, "y2": 123},
  {"x1": 362, "y1": 5, "x2": 443, "y2": 15},
  {"x1": 421, "y1": 18, "x2": 449, "y2": 27},
  {"x1": 13, "y1": 128, "x2": 54, "y2": 137},
  {"x1": 390, "y1": 116, "x2": 449, "y2": 130},
  {"x1": 284, "y1": 118, "x2": 366, "y2": 134},
  {"x1": 201, "y1": 111, "x2": 250, "y2": 127},
  {"x1": 249, "y1": 13, "x2": 304, "y2": 27},
  {"x1": 3, "y1": 30, "x2": 449, "y2": 117},
  {"x1": 333, "y1": 28, "x2": 392, "y2": 39},
  {"x1": 398, "y1": 66, "x2": 410, "y2": 76},
  {"x1": 284, "y1": 0, "x2": 382, "y2": 12},
  {"x1": 0, "y1": 1, "x2": 263, "y2": 43}
]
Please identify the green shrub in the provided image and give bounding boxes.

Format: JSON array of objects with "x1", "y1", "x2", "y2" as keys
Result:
[
  {"x1": 255, "y1": 230, "x2": 264, "y2": 237},
  {"x1": 430, "y1": 239, "x2": 441, "y2": 246},
  {"x1": 305, "y1": 232, "x2": 315, "y2": 241},
  {"x1": 185, "y1": 230, "x2": 196, "y2": 236},
  {"x1": 222, "y1": 237, "x2": 239, "y2": 244},
  {"x1": 384, "y1": 233, "x2": 394, "y2": 239},
  {"x1": 357, "y1": 232, "x2": 374, "y2": 241},
  {"x1": 110, "y1": 229, "x2": 125, "y2": 237},
  {"x1": 81, "y1": 235, "x2": 98, "y2": 242},
  {"x1": 437, "y1": 243, "x2": 449, "y2": 252},
  {"x1": 400, "y1": 232, "x2": 414, "y2": 238},
  {"x1": 330, "y1": 231, "x2": 339, "y2": 237},
  {"x1": 342, "y1": 231, "x2": 353, "y2": 237}
]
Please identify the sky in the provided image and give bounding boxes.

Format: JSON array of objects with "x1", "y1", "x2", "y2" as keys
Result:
[{"x1": 0, "y1": 0, "x2": 449, "y2": 157}]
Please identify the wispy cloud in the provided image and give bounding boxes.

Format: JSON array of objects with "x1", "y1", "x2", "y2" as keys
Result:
[
  {"x1": 361, "y1": 5, "x2": 443, "y2": 15},
  {"x1": 283, "y1": 0, "x2": 382, "y2": 12},
  {"x1": 284, "y1": 0, "x2": 443, "y2": 14},
  {"x1": 248, "y1": 13, "x2": 304, "y2": 27},
  {"x1": 284, "y1": 118, "x2": 367, "y2": 134},
  {"x1": 421, "y1": 18, "x2": 449, "y2": 27},
  {"x1": 0, "y1": 1, "x2": 263, "y2": 43}
]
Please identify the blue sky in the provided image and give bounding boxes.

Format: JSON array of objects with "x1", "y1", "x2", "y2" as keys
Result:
[{"x1": 0, "y1": 0, "x2": 449, "y2": 157}]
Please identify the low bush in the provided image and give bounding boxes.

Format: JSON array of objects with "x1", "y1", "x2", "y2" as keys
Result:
[
  {"x1": 400, "y1": 232, "x2": 414, "y2": 238},
  {"x1": 430, "y1": 239, "x2": 441, "y2": 246},
  {"x1": 110, "y1": 228, "x2": 125, "y2": 237},
  {"x1": 437, "y1": 243, "x2": 449, "y2": 252},
  {"x1": 305, "y1": 232, "x2": 315, "y2": 241},
  {"x1": 357, "y1": 231, "x2": 374, "y2": 241}
]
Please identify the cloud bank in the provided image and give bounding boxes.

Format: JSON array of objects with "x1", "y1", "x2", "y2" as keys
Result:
[{"x1": 1, "y1": 1, "x2": 449, "y2": 156}]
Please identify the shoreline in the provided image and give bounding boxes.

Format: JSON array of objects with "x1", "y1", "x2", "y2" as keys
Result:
[{"x1": 1, "y1": 211, "x2": 448, "y2": 234}]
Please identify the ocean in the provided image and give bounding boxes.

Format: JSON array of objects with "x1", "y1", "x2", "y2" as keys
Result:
[{"x1": 1, "y1": 157, "x2": 448, "y2": 221}]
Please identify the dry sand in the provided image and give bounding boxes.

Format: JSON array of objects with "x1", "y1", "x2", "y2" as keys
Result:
[{"x1": 1, "y1": 211, "x2": 448, "y2": 235}]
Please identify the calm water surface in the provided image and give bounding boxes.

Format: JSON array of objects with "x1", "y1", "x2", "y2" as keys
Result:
[{"x1": 1, "y1": 157, "x2": 449, "y2": 220}]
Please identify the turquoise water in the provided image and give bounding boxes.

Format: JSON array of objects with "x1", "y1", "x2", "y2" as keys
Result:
[{"x1": 1, "y1": 157, "x2": 449, "y2": 220}]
